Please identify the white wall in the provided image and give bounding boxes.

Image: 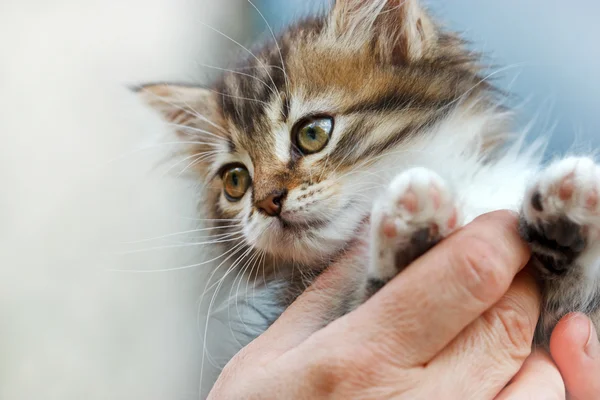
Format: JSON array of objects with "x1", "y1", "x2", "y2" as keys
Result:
[{"x1": 0, "y1": 1, "x2": 244, "y2": 399}]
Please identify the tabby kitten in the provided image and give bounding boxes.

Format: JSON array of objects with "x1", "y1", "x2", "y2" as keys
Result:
[{"x1": 140, "y1": 0, "x2": 600, "y2": 362}]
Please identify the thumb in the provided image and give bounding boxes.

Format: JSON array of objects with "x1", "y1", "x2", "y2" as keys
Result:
[{"x1": 551, "y1": 313, "x2": 600, "y2": 400}]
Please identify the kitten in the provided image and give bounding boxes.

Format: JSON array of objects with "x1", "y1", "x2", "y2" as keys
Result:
[{"x1": 139, "y1": 0, "x2": 600, "y2": 381}]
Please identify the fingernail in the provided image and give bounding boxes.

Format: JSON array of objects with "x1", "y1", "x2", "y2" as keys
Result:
[{"x1": 585, "y1": 317, "x2": 599, "y2": 359}]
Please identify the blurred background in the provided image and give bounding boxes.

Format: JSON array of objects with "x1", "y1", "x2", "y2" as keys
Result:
[{"x1": 1, "y1": 1, "x2": 598, "y2": 399}]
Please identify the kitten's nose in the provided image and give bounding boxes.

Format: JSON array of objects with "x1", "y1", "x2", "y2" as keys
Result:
[{"x1": 255, "y1": 189, "x2": 287, "y2": 217}]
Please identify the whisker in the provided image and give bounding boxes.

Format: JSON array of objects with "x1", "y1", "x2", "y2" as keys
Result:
[
  {"x1": 226, "y1": 64, "x2": 288, "y2": 74},
  {"x1": 212, "y1": 246, "x2": 256, "y2": 348},
  {"x1": 100, "y1": 140, "x2": 220, "y2": 167},
  {"x1": 117, "y1": 232, "x2": 244, "y2": 255},
  {"x1": 147, "y1": 214, "x2": 242, "y2": 223},
  {"x1": 176, "y1": 217, "x2": 242, "y2": 222},
  {"x1": 247, "y1": 0, "x2": 290, "y2": 91},
  {"x1": 247, "y1": 250, "x2": 266, "y2": 311},
  {"x1": 135, "y1": 83, "x2": 228, "y2": 134},
  {"x1": 198, "y1": 241, "x2": 249, "y2": 392},
  {"x1": 208, "y1": 88, "x2": 272, "y2": 107},
  {"x1": 172, "y1": 90, "x2": 231, "y2": 136},
  {"x1": 246, "y1": 250, "x2": 265, "y2": 307},
  {"x1": 199, "y1": 226, "x2": 265, "y2": 299},
  {"x1": 228, "y1": 250, "x2": 263, "y2": 338},
  {"x1": 162, "y1": 151, "x2": 222, "y2": 178},
  {"x1": 200, "y1": 22, "x2": 279, "y2": 94},
  {"x1": 196, "y1": 61, "x2": 278, "y2": 97},
  {"x1": 108, "y1": 236, "x2": 245, "y2": 273},
  {"x1": 121, "y1": 224, "x2": 243, "y2": 244},
  {"x1": 175, "y1": 151, "x2": 222, "y2": 177},
  {"x1": 200, "y1": 247, "x2": 253, "y2": 298},
  {"x1": 199, "y1": 224, "x2": 267, "y2": 396},
  {"x1": 168, "y1": 123, "x2": 228, "y2": 143},
  {"x1": 160, "y1": 150, "x2": 223, "y2": 177}
]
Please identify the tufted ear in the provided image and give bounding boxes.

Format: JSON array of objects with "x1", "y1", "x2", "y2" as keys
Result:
[
  {"x1": 136, "y1": 84, "x2": 228, "y2": 176},
  {"x1": 330, "y1": 0, "x2": 437, "y2": 62},
  {"x1": 136, "y1": 84, "x2": 222, "y2": 129}
]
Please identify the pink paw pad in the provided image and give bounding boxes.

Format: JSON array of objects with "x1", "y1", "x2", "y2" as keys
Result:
[
  {"x1": 586, "y1": 189, "x2": 598, "y2": 210},
  {"x1": 397, "y1": 184, "x2": 442, "y2": 214},
  {"x1": 446, "y1": 208, "x2": 458, "y2": 231},
  {"x1": 398, "y1": 191, "x2": 418, "y2": 213},
  {"x1": 429, "y1": 185, "x2": 441, "y2": 209},
  {"x1": 558, "y1": 174, "x2": 575, "y2": 201},
  {"x1": 382, "y1": 218, "x2": 398, "y2": 238}
]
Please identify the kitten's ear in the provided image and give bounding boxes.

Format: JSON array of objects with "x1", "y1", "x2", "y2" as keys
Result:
[
  {"x1": 136, "y1": 84, "x2": 222, "y2": 129},
  {"x1": 330, "y1": 0, "x2": 437, "y2": 62},
  {"x1": 136, "y1": 84, "x2": 227, "y2": 176}
]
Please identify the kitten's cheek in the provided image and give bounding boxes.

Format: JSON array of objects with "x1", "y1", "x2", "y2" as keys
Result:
[{"x1": 242, "y1": 216, "x2": 256, "y2": 241}]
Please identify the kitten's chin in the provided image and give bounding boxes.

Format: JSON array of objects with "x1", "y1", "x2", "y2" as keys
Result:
[{"x1": 246, "y1": 214, "x2": 369, "y2": 265}]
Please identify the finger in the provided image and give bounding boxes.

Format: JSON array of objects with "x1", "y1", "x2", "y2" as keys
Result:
[
  {"x1": 550, "y1": 313, "x2": 600, "y2": 400},
  {"x1": 246, "y1": 237, "x2": 369, "y2": 360},
  {"x1": 343, "y1": 211, "x2": 531, "y2": 367},
  {"x1": 430, "y1": 270, "x2": 540, "y2": 399},
  {"x1": 495, "y1": 351, "x2": 564, "y2": 400}
]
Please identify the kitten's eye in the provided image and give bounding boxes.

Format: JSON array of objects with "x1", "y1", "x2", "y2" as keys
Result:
[
  {"x1": 295, "y1": 116, "x2": 333, "y2": 154},
  {"x1": 222, "y1": 165, "x2": 251, "y2": 202}
]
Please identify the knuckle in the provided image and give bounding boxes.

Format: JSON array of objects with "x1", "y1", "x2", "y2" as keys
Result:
[
  {"x1": 317, "y1": 337, "x2": 398, "y2": 379},
  {"x1": 306, "y1": 344, "x2": 385, "y2": 395},
  {"x1": 305, "y1": 359, "x2": 345, "y2": 395},
  {"x1": 297, "y1": 346, "x2": 354, "y2": 396},
  {"x1": 452, "y1": 235, "x2": 513, "y2": 304},
  {"x1": 483, "y1": 301, "x2": 535, "y2": 360},
  {"x1": 314, "y1": 342, "x2": 363, "y2": 378}
]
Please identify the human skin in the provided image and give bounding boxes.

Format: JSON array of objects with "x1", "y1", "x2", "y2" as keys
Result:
[
  {"x1": 494, "y1": 312, "x2": 600, "y2": 399},
  {"x1": 208, "y1": 211, "x2": 600, "y2": 399}
]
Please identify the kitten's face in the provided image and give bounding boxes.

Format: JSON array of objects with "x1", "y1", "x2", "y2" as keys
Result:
[{"x1": 140, "y1": 0, "x2": 496, "y2": 265}]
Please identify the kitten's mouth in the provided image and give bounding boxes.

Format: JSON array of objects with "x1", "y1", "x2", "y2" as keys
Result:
[
  {"x1": 251, "y1": 207, "x2": 370, "y2": 264},
  {"x1": 278, "y1": 215, "x2": 330, "y2": 232},
  {"x1": 277, "y1": 201, "x2": 359, "y2": 232}
]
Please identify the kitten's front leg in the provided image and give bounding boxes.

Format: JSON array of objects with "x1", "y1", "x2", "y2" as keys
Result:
[
  {"x1": 367, "y1": 168, "x2": 462, "y2": 297},
  {"x1": 519, "y1": 157, "x2": 600, "y2": 344}
]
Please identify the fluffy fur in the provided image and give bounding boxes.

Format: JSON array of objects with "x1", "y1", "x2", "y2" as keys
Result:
[{"x1": 138, "y1": 0, "x2": 600, "y2": 395}]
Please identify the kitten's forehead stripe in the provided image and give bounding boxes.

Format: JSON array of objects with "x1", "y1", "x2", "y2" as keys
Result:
[{"x1": 342, "y1": 86, "x2": 454, "y2": 115}]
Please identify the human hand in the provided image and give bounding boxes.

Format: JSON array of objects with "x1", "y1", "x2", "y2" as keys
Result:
[
  {"x1": 497, "y1": 312, "x2": 600, "y2": 400},
  {"x1": 207, "y1": 211, "x2": 550, "y2": 399},
  {"x1": 551, "y1": 313, "x2": 600, "y2": 399}
]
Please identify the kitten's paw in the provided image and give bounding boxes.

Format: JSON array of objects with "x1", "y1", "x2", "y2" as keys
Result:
[
  {"x1": 368, "y1": 168, "x2": 461, "y2": 288},
  {"x1": 520, "y1": 157, "x2": 600, "y2": 275}
]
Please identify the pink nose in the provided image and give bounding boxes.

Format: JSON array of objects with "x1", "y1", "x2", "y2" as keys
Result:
[{"x1": 255, "y1": 190, "x2": 286, "y2": 217}]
